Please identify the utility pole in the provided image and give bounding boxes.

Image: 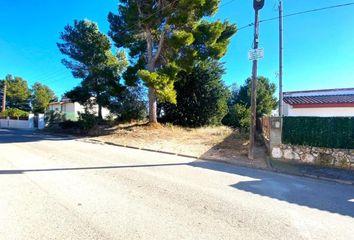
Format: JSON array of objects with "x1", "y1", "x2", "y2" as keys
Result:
[
  {"x1": 249, "y1": 0, "x2": 265, "y2": 160},
  {"x1": 2, "y1": 81, "x2": 6, "y2": 112},
  {"x1": 278, "y1": 0, "x2": 283, "y2": 118}
]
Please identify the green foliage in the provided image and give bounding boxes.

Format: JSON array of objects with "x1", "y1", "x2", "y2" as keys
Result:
[
  {"x1": 237, "y1": 76, "x2": 278, "y2": 117},
  {"x1": 137, "y1": 70, "x2": 176, "y2": 104},
  {"x1": 234, "y1": 104, "x2": 251, "y2": 130},
  {"x1": 283, "y1": 117, "x2": 354, "y2": 149},
  {"x1": 1, "y1": 75, "x2": 31, "y2": 111},
  {"x1": 108, "y1": 0, "x2": 236, "y2": 122},
  {"x1": 111, "y1": 84, "x2": 147, "y2": 122},
  {"x1": 160, "y1": 60, "x2": 229, "y2": 127},
  {"x1": 223, "y1": 77, "x2": 277, "y2": 128},
  {"x1": 31, "y1": 82, "x2": 56, "y2": 114},
  {"x1": 77, "y1": 112, "x2": 98, "y2": 133},
  {"x1": 45, "y1": 110, "x2": 65, "y2": 128},
  {"x1": 0, "y1": 108, "x2": 29, "y2": 119},
  {"x1": 57, "y1": 20, "x2": 128, "y2": 119}
]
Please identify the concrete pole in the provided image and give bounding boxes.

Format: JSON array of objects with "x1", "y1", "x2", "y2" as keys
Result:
[
  {"x1": 278, "y1": 0, "x2": 283, "y2": 118},
  {"x1": 2, "y1": 81, "x2": 6, "y2": 112}
]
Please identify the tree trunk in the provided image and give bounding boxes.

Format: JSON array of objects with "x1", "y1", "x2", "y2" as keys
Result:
[
  {"x1": 98, "y1": 104, "x2": 102, "y2": 120},
  {"x1": 148, "y1": 87, "x2": 157, "y2": 123}
]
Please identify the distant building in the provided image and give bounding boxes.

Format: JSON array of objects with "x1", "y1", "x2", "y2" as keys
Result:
[
  {"x1": 283, "y1": 88, "x2": 354, "y2": 117},
  {"x1": 48, "y1": 98, "x2": 111, "y2": 121}
]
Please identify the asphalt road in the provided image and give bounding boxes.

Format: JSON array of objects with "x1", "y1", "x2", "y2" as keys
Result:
[{"x1": 0, "y1": 129, "x2": 353, "y2": 240}]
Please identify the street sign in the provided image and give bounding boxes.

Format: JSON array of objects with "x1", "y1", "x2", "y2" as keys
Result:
[{"x1": 248, "y1": 48, "x2": 264, "y2": 61}]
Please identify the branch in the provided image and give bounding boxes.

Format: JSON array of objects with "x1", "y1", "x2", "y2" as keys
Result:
[{"x1": 152, "y1": 30, "x2": 165, "y2": 66}]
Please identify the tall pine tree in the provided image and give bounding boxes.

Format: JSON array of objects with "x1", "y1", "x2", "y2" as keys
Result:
[
  {"x1": 57, "y1": 20, "x2": 128, "y2": 119},
  {"x1": 108, "y1": 0, "x2": 236, "y2": 124}
]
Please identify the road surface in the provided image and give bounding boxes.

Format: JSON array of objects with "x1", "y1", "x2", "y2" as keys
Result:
[{"x1": 0, "y1": 129, "x2": 353, "y2": 240}]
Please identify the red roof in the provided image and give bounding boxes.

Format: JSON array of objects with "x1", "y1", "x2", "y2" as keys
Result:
[{"x1": 283, "y1": 88, "x2": 354, "y2": 106}]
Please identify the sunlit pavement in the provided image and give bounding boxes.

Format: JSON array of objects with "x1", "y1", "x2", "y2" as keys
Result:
[{"x1": 0, "y1": 129, "x2": 353, "y2": 240}]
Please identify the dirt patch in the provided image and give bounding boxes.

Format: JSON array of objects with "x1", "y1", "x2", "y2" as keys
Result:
[{"x1": 91, "y1": 122, "x2": 268, "y2": 168}]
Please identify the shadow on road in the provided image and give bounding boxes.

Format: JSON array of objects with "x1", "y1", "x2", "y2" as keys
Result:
[
  {"x1": 0, "y1": 163, "x2": 186, "y2": 174},
  {"x1": 190, "y1": 161, "x2": 354, "y2": 218},
  {"x1": 0, "y1": 134, "x2": 353, "y2": 218},
  {"x1": 0, "y1": 129, "x2": 76, "y2": 144}
]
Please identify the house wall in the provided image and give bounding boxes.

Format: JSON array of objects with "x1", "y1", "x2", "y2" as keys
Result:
[
  {"x1": 49, "y1": 101, "x2": 112, "y2": 121},
  {"x1": 49, "y1": 103, "x2": 61, "y2": 112},
  {"x1": 282, "y1": 102, "x2": 354, "y2": 117}
]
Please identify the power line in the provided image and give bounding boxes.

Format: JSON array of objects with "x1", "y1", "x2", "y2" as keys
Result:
[
  {"x1": 219, "y1": 0, "x2": 237, "y2": 8},
  {"x1": 238, "y1": 2, "x2": 354, "y2": 31}
]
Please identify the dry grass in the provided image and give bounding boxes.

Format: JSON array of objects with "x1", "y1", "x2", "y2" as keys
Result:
[{"x1": 92, "y1": 121, "x2": 268, "y2": 168}]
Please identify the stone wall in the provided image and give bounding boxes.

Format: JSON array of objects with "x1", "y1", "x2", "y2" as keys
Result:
[{"x1": 271, "y1": 144, "x2": 354, "y2": 170}]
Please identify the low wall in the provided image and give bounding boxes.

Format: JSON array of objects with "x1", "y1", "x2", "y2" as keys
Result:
[
  {"x1": 262, "y1": 117, "x2": 354, "y2": 170},
  {"x1": 272, "y1": 144, "x2": 354, "y2": 170},
  {"x1": 0, "y1": 115, "x2": 34, "y2": 129}
]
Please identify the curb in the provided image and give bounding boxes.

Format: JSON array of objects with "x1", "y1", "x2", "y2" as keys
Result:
[
  {"x1": 33, "y1": 131, "x2": 354, "y2": 186},
  {"x1": 100, "y1": 140, "x2": 354, "y2": 186}
]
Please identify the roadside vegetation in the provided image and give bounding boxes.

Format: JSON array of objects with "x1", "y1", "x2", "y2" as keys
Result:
[{"x1": 0, "y1": 1, "x2": 277, "y2": 161}]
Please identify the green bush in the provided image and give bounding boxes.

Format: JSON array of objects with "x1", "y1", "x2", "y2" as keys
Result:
[
  {"x1": 0, "y1": 108, "x2": 29, "y2": 119},
  {"x1": 222, "y1": 103, "x2": 251, "y2": 130},
  {"x1": 45, "y1": 110, "x2": 65, "y2": 128},
  {"x1": 282, "y1": 117, "x2": 354, "y2": 149},
  {"x1": 161, "y1": 60, "x2": 229, "y2": 127},
  {"x1": 77, "y1": 112, "x2": 97, "y2": 133}
]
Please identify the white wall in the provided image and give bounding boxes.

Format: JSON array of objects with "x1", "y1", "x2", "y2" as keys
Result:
[
  {"x1": 0, "y1": 114, "x2": 34, "y2": 129},
  {"x1": 283, "y1": 102, "x2": 354, "y2": 117}
]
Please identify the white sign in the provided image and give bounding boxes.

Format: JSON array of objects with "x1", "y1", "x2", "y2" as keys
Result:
[{"x1": 248, "y1": 48, "x2": 264, "y2": 61}]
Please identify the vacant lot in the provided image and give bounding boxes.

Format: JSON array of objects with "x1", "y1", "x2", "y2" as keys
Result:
[{"x1": 91, "y1": 122, "x2": 267, "y2": 168}]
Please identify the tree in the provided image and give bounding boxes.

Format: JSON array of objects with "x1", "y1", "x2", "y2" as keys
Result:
[
  {"x1": 31, "y1": 82, "x2": 56, "y2": 114},
  {"x1": 57, "y1": 20, "x2": 128, "y2": 119},
  {"x1": 161, "y1": 60, "x2": 229, "y2": 127},
  {"x1": 237, "y1": 76, "x2": 278, "y2": 117},
  {"x1": 108, "y1": 0, "x2": 236, "y2": 124},
  {"x1": 110, "y1": 83, "x2": 147, "y2": 122},
  {"x1": 223, "y1": 76, "x2": 277, "y2": 128},
  {"x1": 0, "y1": 75, "x2": 31, "y2": 111}
]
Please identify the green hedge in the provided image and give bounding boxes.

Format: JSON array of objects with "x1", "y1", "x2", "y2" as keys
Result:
[
  {"x1": 282, "y1": 117, "x2": 354, "y2": 149},
  {"x1": 0, "y1": 108, "x2": 29, "y2": 119}
]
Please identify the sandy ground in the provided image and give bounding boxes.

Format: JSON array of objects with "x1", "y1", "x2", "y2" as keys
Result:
[{"x1": 91, "y1": 122, "x2": 267, "y2": 168}]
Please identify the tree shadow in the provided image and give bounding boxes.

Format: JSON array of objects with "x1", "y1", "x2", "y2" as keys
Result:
[
  {"x1": 199, "y1": 132, "x2": 268, "y2": 169},
  {"x1": 0, "y1": 129, "x2": 77, "y2": 144},
  {"x1": 1, "y1": 128, "x2": 353, "y2": 218},
  {"x1": 0, "y1": 162, "x2": 186, "y2": 174},
  {"x1": 190, "y1": 160, "x2": 354, "y2": 218}
]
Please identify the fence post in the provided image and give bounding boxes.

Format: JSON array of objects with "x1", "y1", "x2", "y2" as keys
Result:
[
  {"x1": 269, "y1": 117, "x2": 282, "y2": 158},
  {"x1": 38, "y1": 114, "x2": 45, "y2": 129},
  {"x1": 28, "y1": 114, "x2": 34, "y2": 129}
]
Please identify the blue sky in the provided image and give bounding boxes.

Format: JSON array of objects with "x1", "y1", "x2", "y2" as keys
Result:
[{"x1": 0, "y1": 0, "x2": 353, "y2": 98}]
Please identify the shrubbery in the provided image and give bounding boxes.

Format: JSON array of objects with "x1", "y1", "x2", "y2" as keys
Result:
[
  {"x1": 110, "y1": 85, "x2": 147, "y2": 122},
  {"x1": 77, "y1": 112, "x2": 98, "y2": 133},
  {"x1": 160, "y1": 60, "x2": 229, "y2": 127},
  {"x1": 283, "y1": 117, "x2": 354, "y2": 149},
  {"x1": 45, "y1": 110, "x2": 65, "y2": 128},
  {"x1": 0, "y1": 108, "x2": 29, "y2": 119}
]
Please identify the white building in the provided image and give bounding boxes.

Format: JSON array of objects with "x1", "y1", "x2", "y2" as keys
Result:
[
  {"x1": 48, "y1": 98, "x2": 111, "y2": 121},
  {"x1": 282, "y1": 88, "x2": 354, "y2": 117}
]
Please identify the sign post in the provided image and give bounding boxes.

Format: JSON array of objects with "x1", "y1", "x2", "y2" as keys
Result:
[{"x1": 249, "y1": 0, "x2": 265, "y2": 160}]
